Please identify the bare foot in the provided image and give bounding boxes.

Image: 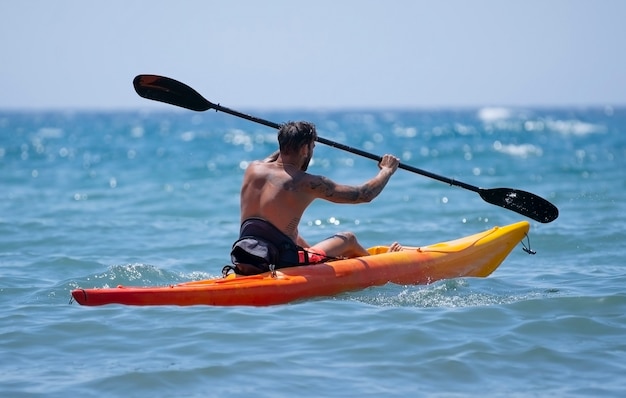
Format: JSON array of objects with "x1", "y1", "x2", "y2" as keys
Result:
[{"x1": 388, "y1": 242, "x2": 403, "y2": 252}]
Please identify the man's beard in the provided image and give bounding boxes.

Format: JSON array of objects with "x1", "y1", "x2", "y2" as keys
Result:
[{"x1": 301, "y1": 153, "x2": 312, "y2": 171}]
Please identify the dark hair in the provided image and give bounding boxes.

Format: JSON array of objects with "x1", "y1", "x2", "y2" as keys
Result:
[{"x1": 277, "y1": 121, "x2": 317, "y2": 154}]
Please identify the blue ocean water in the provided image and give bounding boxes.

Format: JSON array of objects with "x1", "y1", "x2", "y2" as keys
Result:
[{"x1": 1, "y1": 106, "x2": 625, "y2": 396}]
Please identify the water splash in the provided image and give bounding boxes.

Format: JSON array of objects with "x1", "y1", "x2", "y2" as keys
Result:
[{"x1": 348, "y1": 278, "x2": 557, "y2": 308}]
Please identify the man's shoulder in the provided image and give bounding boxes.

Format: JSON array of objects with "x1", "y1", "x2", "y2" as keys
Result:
[{"x1": 248, "y1": 159, "x2": 272, "y2": 171}]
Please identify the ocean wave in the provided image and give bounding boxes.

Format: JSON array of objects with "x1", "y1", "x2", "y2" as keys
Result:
[
  {"x1": 493, "y1": 140, "x2": 543, "y2": 157},
  {"x1": 544, "y1": 119, "x2": 606, "y2": 135},
  {"x1": 477, "y1": 107, "x2": 514, "y2": 122}
]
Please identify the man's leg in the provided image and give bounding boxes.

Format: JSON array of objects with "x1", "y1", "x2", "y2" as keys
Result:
[{"x1": 310, "y1": 231, "x2": 369, "y2": 259}]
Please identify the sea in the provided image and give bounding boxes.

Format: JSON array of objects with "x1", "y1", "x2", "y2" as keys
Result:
[{"x1": 1, "y1": 105, "x2": 625, "y2": 397}]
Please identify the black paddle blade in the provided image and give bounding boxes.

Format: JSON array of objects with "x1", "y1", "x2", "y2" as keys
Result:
[
  {"x1": 479, "y1": 188, "x2": 559, "y2": 223},
  {"x1": 133, "y1": 75, "x2": 212, "y2": 111}
]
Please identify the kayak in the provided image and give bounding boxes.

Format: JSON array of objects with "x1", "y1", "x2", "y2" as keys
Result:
[{"x1": 71, "y1": 221, "x2": 529, "y2": 307}]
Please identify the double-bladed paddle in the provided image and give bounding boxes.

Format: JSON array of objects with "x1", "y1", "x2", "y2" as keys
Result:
[{"x1": 133, "y1": 74, "x2": 559, "y2": 223}]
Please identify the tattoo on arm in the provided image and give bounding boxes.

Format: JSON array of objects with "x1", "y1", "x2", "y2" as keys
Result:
[
  {"x1": 309, "y1": 176, "x2": 385, "y2": 202},
  {"x1": 358, "y1": 183, "x2": 379, "y2": 202},
  {"x1": 310, "y1": 177, "x2": 357, "y2": 201}
]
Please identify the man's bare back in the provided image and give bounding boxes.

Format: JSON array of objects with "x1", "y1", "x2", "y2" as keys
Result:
[{"x1": 240, "y1": 160, "x2": 315, "y2": 243}]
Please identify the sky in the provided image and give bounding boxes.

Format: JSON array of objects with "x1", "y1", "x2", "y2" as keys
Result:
[{"x1": 1, "y1": 0, "x2": 625, "y2": 110}]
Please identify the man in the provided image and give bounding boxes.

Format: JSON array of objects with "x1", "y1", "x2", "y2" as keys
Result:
[{"x1": 229, "y1": 121, "x2": 401, "y2": 275}]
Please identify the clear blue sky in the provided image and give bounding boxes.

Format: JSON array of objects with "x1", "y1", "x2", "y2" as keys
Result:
[{"x1": 1, "y1": 0, "x2": 625, "y2": 110}]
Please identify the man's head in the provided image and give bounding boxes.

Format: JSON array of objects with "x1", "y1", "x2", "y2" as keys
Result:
[
  {"x1": 277, "y1": 121, "x2": 317, "y2": 155},
  {"x1": 277, "y1": 121, "x2": 317, "y2": 171}
]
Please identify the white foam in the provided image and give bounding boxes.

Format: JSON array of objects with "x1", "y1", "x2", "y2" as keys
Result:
[
  {"x1": 477, "y1": 107, "x2": 512, "y2": 122},
  {"x1": 493, "y1": 140, "x2": 543, "y2": 157},
  {"x1": 545, "y1": 119, "x2": 606, "y2": 136}
]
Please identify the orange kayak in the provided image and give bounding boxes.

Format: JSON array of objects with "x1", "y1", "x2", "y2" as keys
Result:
[{"x1": 71, "y1": 221, "x2": 529, "y2": 306}]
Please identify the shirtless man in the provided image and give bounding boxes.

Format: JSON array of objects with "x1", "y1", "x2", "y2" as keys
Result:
[{"x1": 230, "y1": 121, "x2": 401, "y2": 275}]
